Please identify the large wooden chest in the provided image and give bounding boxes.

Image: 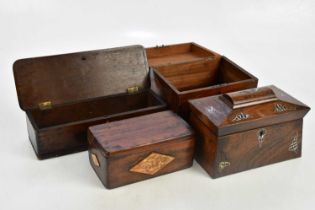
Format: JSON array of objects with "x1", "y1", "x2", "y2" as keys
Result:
[
  {"x1": 189, "y1": 86, "x2": 310, "y2": 178},
  {"x1": 146, "y1": 42, "x2": 258, "y2": 119},
  {"x1": 13, "y1": 45, "x2": 166, "y2": 159},
  {"x1": 88, "y1": 111, "x2": 195, "y2": 189}
]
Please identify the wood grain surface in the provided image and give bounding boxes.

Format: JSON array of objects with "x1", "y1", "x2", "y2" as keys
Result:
[
  {"x1": 14, "y1": 45, "x2": 149, "y2": 110},
  {"x1": 147, "y1": 43, "x2": 258, "y2": 119},
  {"x1": 189, "y1": 86, "x2": 310, "y2": 178},
  {"x1": 88, "y1": 111, "x2": 195, "y2": 189},
  {"x1": 14, "y1": 45, "x2": 167, "y2": 159}
]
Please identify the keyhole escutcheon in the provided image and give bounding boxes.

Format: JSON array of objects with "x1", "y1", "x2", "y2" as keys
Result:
[{"x1": 257, "y1": 128, "x2": 266, "y2": 148}]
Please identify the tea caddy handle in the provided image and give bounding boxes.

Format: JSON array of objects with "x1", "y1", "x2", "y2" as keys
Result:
[{"x1": 222, "y1": 87, "x2": 277, "y2": 109}]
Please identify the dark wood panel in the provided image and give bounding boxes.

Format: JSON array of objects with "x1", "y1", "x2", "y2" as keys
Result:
[
  {"x1": 218, "y1": 57, "x2": 253, "y2": 83},
  {"x1": 146, "y1": 43, "x2": 193, "y2": 59},
  {"x1": 157, "y1": 60, "x2": 221, "y2": 91},
  {"x1": 215, "y1": 120, "x2": 302, "y2": 177},
  {"x1": 30, "y1": 90, "x2": 162, "y2": 128},
  {"x1": 14, "y1": 45, "x2": 168, "y2": 159},
  {"x1": 106, "y1": 137, "x2": 195, "y2": 188},
  {"x1": 189, "y1": 86, "x2": 310, "y2": 136},
  {"x1": 14, "y1": 45, "x2": 149, "y2": 110},
  {"x1": 89, "y1": 111, "x2": 192, "y2": 155},
  {"x1": 88, "y1": 111, "x2": 195, "y2": 189},
  {"x1": 151, "y1": 69, "x2": 180, "y2": 111},
  {"x1": 27, "y1": 90, "x2": 166, "y2": 159},
  {"x1": 190, "y1": 114, "x2": 218, "y2": 177},
  {"x1": 146, "y1": 43, "x2": 218, "y2": 67},
  {"x1": 189, "y1": 86, "x2": 310, "y2": 178}
]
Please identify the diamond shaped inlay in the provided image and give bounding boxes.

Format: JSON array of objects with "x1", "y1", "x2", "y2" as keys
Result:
[
  {"x1": 130, "y1": 152, "x2": 175, "y2": 175},
  {"x1": 91, "y1": 153, "x2": 100, "y2": 167},
  {"x1": 289, "y1": 134, "x2": 299, "y2": 154}
]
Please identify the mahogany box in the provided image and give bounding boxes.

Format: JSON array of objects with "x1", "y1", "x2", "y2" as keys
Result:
[
  {"x1": 146, "y1": 42, "x2": 258, "y2": 119},
  {"x1": 13, "y1": 45, "x2": 166, "y2": 159},
  {"x1": 189, "y1": 86, "x2": 310, "y2": 178},
  {"x1": 88, "y1": 111, "x2": 195, "y2": 189}
]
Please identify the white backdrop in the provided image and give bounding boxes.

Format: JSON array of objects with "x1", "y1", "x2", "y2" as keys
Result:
[{"x1": 0, "y1": 0, "x2": 314, "y2": 210}]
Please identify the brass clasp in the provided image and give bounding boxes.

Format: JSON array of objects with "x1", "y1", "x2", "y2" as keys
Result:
[
  {"x1": 38, "y1": 101, "x2": 52, "y2": 110},
  {"x1": 127, "y1": 86, "x2": 139, "y2": 94}
]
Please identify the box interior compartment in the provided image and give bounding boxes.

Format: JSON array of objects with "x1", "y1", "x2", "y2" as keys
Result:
[
  {"x1": 28, "y1": 90, "x2": 163, "y2": 129},
  {"x1": 156, "y1": 58, "x2": 252, "y2": 92},
  {"x1": 146, "y1": 43, "x2": 217, "y2": 67}
]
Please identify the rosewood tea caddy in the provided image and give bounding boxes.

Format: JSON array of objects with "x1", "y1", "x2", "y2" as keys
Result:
[
  {"x1": 88, "y1": 111, "x2": 195, "y2": 189},
  {"x1": 146, "y1": 43, "x2": 258, "y2": 119},
  {"x1": 13, "y1": 45, "x2": 166, "y2": 159},
  {"x1": 189, "y1": 86, "x2": 310, "y2": 178}
]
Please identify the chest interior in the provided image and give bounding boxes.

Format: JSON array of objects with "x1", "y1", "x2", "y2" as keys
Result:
[
  {"x1": 27, "y1": 90, "x2": 163, "y2": 129},
  {"x1": 14, "y1": 45, "x2": 166, "y2": 130},
  {"x1": 146, "y1": 43, "x2": 254, "y2": 92}
]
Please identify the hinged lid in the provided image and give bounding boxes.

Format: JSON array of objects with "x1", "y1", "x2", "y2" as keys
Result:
[
  {"x1": 189, "y1": 86, "x2": 310, "y2": 136},
  {"x1": 146, "y1": 42, "x2": 220, "y2": 68},
  {"x1": 89, "y1": 111, "x2": 193, "y2": 157},
  {"x1": 13, "y1": 45, "x2": 149, "y2": 110}
]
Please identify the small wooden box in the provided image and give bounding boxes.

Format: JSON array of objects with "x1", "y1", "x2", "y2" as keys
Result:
[
  {"x1": 88, "y1": 111, "x2": 195, "y2": 189},
  {"x1": 146, "y1": 43, "x2": 258, "y2": 119},
  {"x1": 13, "y1": 45, "x2": 166, "y2": 159},
  {"x1": 189, "y1": 86, "x2": 310, "y2": 178}
]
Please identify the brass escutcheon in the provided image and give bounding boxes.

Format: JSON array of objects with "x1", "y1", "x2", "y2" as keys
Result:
[
  {"x1": 257, "y1": 128, "x2": 266, "y2": 148},
  {"x1": 219, "y1": 161, "x2": 230, "y2": 172},
  {"x1": 91, "y1": 153, "x2": 100, "y2": 167}
]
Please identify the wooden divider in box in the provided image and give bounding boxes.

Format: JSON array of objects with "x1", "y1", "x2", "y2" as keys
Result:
[{"x1": 146, "y1": 43, "x2": 258, "y2": 119}]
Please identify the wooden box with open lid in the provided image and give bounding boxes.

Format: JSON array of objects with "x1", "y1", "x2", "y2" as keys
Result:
[
  {"x1": 146, "y1": 42, "x2": 258, "y2": 119},
  {"x1": 13, "y1": 45, "x2": 166, "y2": 159}
]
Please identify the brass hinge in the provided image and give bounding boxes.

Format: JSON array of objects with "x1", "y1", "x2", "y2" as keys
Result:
[
  {"x1": 127, "y1": 86, "x2": 139, "y2": 94},
  {"x1": 155, "y1": 44, "x2": 165, "y2": 48},
  {"x1": 38, "y1": 101, "x2": 52, "y2": 110}
]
